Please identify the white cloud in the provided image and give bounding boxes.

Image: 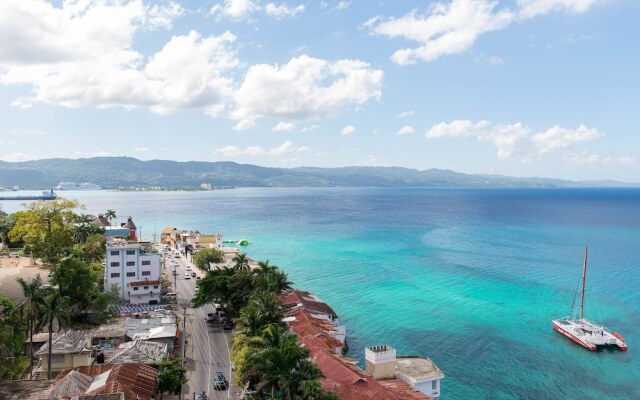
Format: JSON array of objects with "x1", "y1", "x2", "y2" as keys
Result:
[
  {"x1": 518, "y1": 0, "x2": 603, "y2": 18},
  {"x1": 0, "y1": 1, "x2": 238, "y2": 115},
  {"x1": 341, "y1": 125, "x2": 356, "y2": 135},
  {"x1": 210, "y1": 0, "x2": 259, "y2": 19},
  {"x1": 272, "y1": 122, "x2": 297, "y2": 132},
  {"x1": 0, "y1": 153, "x2": 36, "y2": 162},
  {"x1": 335, "y1": 1, "x2": 351, "y2": 10},
  {"x1": 397, "y1": 125, "x2": 416, "y2": 135},
  {"x1": 426, "y1": 120, "x2": 602, "y2": 161},
  {"x1": 370, "y1": 0, "x2": 514, "y2": 64},
  {"x1": 531, "y1": 124, "x2": 601, "y2": 154},
  {"x1": 487, "y1": 55, "x2": 504, "y2": 65},
  {"x1": 397, "y1": 110, "x2": 414, "y2": 118},
  {"x1": 74, "y1": 150, "x2": 112, "y2": 158},
  {"x1": 301, "y1": 124, "x2": 320, "y2": 133},
  {"x1": 265, "y1": 3, "x2": 305, "y2": 19},
  {"x1": 233, "y1": 119, "x2": 257, "y2": 131},
  {"x1": 231, "y1": 55, "x2": 383, "y2": 124},
  {"x1": 134, "y1": 147, "x2": 149, "y2": 152},
  {"x1": 565, "y1": 153, "x2": 635, "y2": 167},
  {"x1": 213, "y1": 141, "x2": 308, "y2": 157},
  {"x1": 426, "y1": 119, "x2": 490, "y2": 138},
  {"x1": 369, "y1": 0, "x2": 603, "y2": 64}
]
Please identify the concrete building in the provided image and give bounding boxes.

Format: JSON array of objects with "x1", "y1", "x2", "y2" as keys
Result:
[
  {"x1": 34, "y1": 331, "x2": 93, "y2": 377},
  {"x1": 366, "y1": 344, "x2": 444, "y2": 398},
  {"x1": 104, "y1": 240, "x2": 161, "y2": 304}
]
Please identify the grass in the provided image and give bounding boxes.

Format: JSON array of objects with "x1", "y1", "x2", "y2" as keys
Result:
[{"x1": 0, "y1": 355, "x2": 30, "y2": 380}]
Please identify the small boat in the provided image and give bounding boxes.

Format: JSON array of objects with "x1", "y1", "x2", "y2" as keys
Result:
[
  {"x1": 552, "y1": 247, "x2": 627, "y2": 351},
  {"x1": 0, "y1": 189, "x2": 57, "y2": 201}
]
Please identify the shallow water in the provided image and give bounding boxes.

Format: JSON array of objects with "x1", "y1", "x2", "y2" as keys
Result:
[{"x1": 4, "y1": 187, "x2": 639, "y2": 399}]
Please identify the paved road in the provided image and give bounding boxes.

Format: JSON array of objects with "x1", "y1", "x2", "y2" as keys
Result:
[{"x1": 166, "y1": 252, "x2": 239, "y2": 400}]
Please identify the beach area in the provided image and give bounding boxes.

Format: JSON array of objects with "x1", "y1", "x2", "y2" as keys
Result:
[{"x1": 0, "y1": 255, "x2": 51, "y2": 300}]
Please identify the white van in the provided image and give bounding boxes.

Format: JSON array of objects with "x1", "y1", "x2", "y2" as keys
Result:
[{"x1": 166, "y1": 292, "x2": 177, "y2": 301}]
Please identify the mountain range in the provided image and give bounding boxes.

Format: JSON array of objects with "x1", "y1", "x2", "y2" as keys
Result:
[{"x1": 0, "y1": 157, "x2": 637, "y2": 189}]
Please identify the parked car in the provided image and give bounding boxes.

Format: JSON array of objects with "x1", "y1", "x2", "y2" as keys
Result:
[
  {"x1": 193, "y1": 391, "x2": 208, "y2": 400},
  {"x1": 213, "y1": 371, "x2": 228, "y2": 390},
  {"x1": 206, "y1": 313, "x2": 216, "y2": 322},
  {"x1": 185, "y1": 265, "x2": 192, "y2": 271},
  {"x1": 196, "y1": 276, "x2": 202, "y2": 280},
  {"x1": 184, "y1": 273, "x2": 191, "y2": 279},
  {"x1": 222, "y1": 321, "x2": 233, "y2": 330},
  {"x1": 9, "y1": 252, "x2": 20, "y2": 258},
  {"x1": 191, "y1": 272, "x2": 197, "y2": 277}
]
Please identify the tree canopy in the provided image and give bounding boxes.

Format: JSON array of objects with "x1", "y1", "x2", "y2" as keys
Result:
[{"x1": 9, "y1": 198, "x2": 81, "y2": 265}]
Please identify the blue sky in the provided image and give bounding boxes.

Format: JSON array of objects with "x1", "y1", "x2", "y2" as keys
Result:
[{"x1": 1, "y1": 0, "x2": 639, "y2": 181}]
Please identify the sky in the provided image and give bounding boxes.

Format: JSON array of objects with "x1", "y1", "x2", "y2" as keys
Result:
[{"x1": 1, "y1": 0, "x2": 639, "y2": 181}]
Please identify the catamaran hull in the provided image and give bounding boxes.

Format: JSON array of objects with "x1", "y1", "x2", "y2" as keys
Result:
[
  {"x1": 552, "y1": 321, "x2": 628, "y2": 351},
  {"x1": 552, "y1": 322, "x2": 596, "y2": 351}
]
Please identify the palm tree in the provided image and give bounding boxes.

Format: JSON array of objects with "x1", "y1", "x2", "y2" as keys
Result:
[
  {"x1": 233, "y1": 253, "x2": 250, "y2": 271},
  {"x1": 105, "y1": 209, "x2": 116, "y2": 226},
  {"x1": 234, "y1": 305, "x2": 264, "y2": 337},
  {"x1": 249, "y1": 291, "x2": 284, "y2": 328},
  {"x1": 40, "y1": 292, "x2": 70, "y2": 379},
  {"x1": 17, "y1": 275, "x2": 43, "y2": 378},
  {"x1": 73, "y1": 214, "x2": 93, "y2": 244},
  {"x1": 249, "y1": 325, "x2": 317, "y2": 399}
]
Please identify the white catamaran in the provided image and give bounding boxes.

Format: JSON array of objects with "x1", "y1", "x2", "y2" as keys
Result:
[{"x1": 552, "y1": 247, "x2": 627, "y2": 351}]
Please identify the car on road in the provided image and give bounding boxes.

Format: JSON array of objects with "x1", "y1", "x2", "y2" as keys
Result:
[
  {"x1": 185, "y1": 265, "x2": 192, "y2": 271},
  {"x1": 222, "y1": 321, "x2": 233, "y2": 330},
  {"x1": 191, "y1": 272, "x2": 196, "y2": 277},
  {"x1": 175, "y1": 253, "x2": 181, "y2": 258},
  {"x1": 194, "y1": 392, "x2": 208, "y2": 400},
  {"x1": 184, "y1": 273, "x2": 191, "y2": 279},
  {"x1": 213, "y1": 371, "x2": 228, "y2": 390},
  {"x1": 206, "y1": 313, "x2": 216, "y2": 322}
]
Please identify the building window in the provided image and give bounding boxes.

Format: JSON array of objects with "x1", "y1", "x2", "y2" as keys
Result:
[
  {"x1": 110, "y1": 273, "x2": 120, "y2": 278},
  {"x1": 126, "y1": 272, "x2": 135, "y2": 277},
  {"x1": 110, "y1": 250, "x2": 120, "y2": 256},
  {"x1": 144, "y1": 286, "x2": 149, "y2": 290},
  {"x1": 141, "y1": 271, "x2": 151, "y2": 276},
  {"x1": 133, "y1": 287, "x2": 139, "y2": 291},
  {"x1": 432, "y1": 381, "x2": 437, "y2": 390},
  {"x1": 50, "y1": 354, "x2": 65, "y2": 364},
  {"x1": 126, "y1": 261, "x2": 135, "y2": 266},
  {"x1": 126, "y1": 250, "x2": 136, "y2": 255},
  {"x1": 141, "y1": 260, "x2": 151, "y2": 266},
  {"x1": 110, "y1": 262, "x2": 120, "y2": 267},
  {"x1": 153, "y1": 285, "x2": 159, "y2": 289}
]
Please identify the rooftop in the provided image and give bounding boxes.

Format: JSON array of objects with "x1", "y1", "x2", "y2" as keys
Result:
[
  {"x1": 49, "y1": 364, "x2": 157, "y2": 400},
  {"x1": 105, "y1": 340, "x2": 167, "y2": 364},
  {"x1": 396, "y1": 356, "x2": 445, "y2": 383},
  {"x1": 35, "y1": 330, "x2": 92, "y2": 356},
  {"x1": 0, "y1": 380, "x2": 54, "y2": 400}
]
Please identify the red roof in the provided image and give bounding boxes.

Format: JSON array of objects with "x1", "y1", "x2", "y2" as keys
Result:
[
  {"x1": 279, "y1": 290, "x2": 337, "y2": 318},
  {"x1": 278, "y1": 290, "x2": 430, "y2": 400},
  {"x1": 52, "y1": 364, "x2": 157, "y2": 400}
]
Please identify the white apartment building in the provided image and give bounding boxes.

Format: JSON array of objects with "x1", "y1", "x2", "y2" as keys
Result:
[{"x1": 104, "y1": 241, "x2": 161, "y2": 304}]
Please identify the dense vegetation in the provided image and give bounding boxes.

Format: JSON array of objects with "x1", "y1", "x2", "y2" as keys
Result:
[
  {"x1": 0, "y1": 200, "x2": 120, "y2": 379},
  {"x1": 0, "y1": 156, "x2": 614, "y2": 189},
  {"x1": 193, "y1": 260, "x2": 339, "y2": 399}
]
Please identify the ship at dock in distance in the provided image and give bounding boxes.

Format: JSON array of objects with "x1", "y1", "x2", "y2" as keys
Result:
[
  {"x1": 55, "y1": 182, "x2": 102, "y2": 190},
  {"x1": 0, "y1": 189, "x2": 57, "y2": 201}
]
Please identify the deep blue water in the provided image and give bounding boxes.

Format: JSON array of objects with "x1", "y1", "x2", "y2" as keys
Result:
[{"x1": 3, "y1": 188, "x2": 639, "y2": 399}]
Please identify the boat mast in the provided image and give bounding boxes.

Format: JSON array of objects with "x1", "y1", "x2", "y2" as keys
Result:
[{"x1": 580, "y1": 246, "x2": 588, "y2": 320}]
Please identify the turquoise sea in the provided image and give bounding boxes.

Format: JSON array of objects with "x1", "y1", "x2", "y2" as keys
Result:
[{"x1": 3, "y1": 188, "x2": 639, "y2": 399}]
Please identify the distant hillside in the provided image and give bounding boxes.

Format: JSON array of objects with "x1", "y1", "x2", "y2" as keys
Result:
[{"x1": 0, "y1": 157, "x2": 637, "y2": 189}]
